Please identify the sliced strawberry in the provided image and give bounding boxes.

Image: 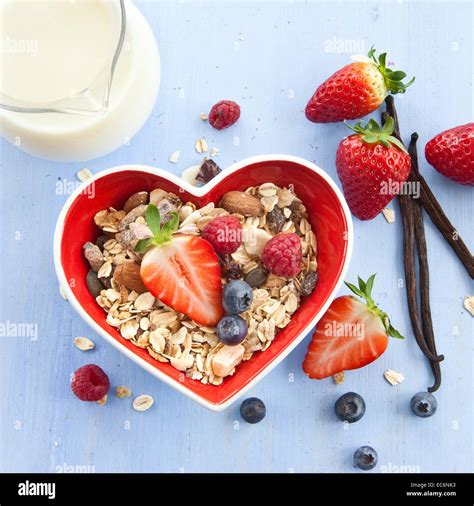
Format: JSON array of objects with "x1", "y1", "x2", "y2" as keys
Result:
[
  {"x1": 303, "y1": 275, "x2": 403, "y2": 379},
  {"x1": 136, "y1": 206, "x2": 224, "y2": 326}
]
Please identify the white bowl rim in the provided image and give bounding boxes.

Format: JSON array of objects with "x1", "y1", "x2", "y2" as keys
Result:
[{"x1": 53, "y1": 154, "x2": 354, "y2": 411}]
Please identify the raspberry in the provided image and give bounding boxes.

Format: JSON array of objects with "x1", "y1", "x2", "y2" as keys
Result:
[
  {"x1": 208, "y1": 100, "x2": 240, "y2": 130},
  {"x1": 71, "y1": 364, "x2": 110, "y2": 402},
  {"x1": 202, "y1": 216, "x2": 243, "y2": 254},
  {"x1": 261, "y1": 233, "x2": 302, "y2": 278}
]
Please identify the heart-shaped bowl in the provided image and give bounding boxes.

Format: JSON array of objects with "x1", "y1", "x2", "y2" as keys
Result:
[{"x1": 54, "y1": 155, "x2": 353, "y2": 410}]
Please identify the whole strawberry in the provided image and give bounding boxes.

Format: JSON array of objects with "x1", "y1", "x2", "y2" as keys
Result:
[
  {"x1": 305, "y1": 47, "x2": 414, "y2": 123},
  {"x1": 425, "y1": 123, "x2": 474, "y2": 186},
  {"x1": 336, "y1": 118, "x2": 411, "y2": 220}
]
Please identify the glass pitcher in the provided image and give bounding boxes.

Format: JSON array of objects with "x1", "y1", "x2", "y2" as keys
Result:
[{"x1": 0, "y1": 0, "x2": 126, "y2": 116}]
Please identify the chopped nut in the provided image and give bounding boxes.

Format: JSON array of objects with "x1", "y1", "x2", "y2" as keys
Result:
[
  {"x1": 118, "y1": 204, "x2": 148, "y2": 231},
  {"x1": 97, "y1": 394, "x2": 107, "y2": 406},
  {"x1": 210, "y1": 147, "x2": 219, "y2": 157},
  {"x1": 133, "y1": 394, "x2": 154, "y2": 412},
  {"x1": 169, "y1": 150, "x2": 180, "y2": 163},
  {"x1": 382, "y1": 208, "x2": 395, "y2": 224},
  {"x1": 383, "y1": 369, "x2": 405, "y2": 385},
  {"x1": 463, "y1": 296, "x2": 474, "y2": 317},
  {"x1": 211, "y1": 344, "x2": 245, "y2": 377},
  {"x1": 116, "y1": 386, "x2": 132, "y2": 398},
  {"x1": 83, "y1": 242, "x2": 104, "y2": 272},
  {"x1": 200, "y1": 112, "x2": 208, "y2": 121},
  {"x1": 181, "y1": 164, "x2": 201, "y2": 186},
  {"x1": 332, "y1": 371, "x2": 345, "y2": 384},
  {"x1": 243, "y1": 227, "x2": 272, "y2": 256},
  {"x1": 74, "y1": 337, "x2": 95, "y2": 351}
]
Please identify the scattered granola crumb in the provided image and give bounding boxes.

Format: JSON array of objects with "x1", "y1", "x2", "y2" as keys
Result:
[
  {"x1": 97, "y1": 394, "x2": 108, "y2": 406},
  {"x1": 210, "y1": 147, "x2": 219, "y2": 157},
  {"x1": 181, "y1": 164, "x2": 201, "y2": 186},
  {"x1": 76, "y1": 168, "x2": 93, "y2": 182},
  {"x1": 464, "y1": 296, "x2": 474, "y2": 316},
  {"x1": 195, "y1": 138, "x2": 208, "y2": 154},
  {"x1": 200, "y1": 112, "x2": 208, "y2": 121},
  {"x1": 74, "y1": 337, "x2": 95, "y2": 351},
  {"x1": 116, "y1": 386, "x2": 132, "y2": 398},
  {"x1": 133, "y1": 394, "x2": 154, "y2": 412},
  {"x1": 169, "y1": 151, "x2": 180, "y2": 163},
  {"x1": 59, "y1": 285, "x2": 68, "y2": 301},
  {"x1": 383, "y1": 369, "x2": 405, "y2": 385},
  {"x1": 382, "y1": 208, "x2": 395, "y2": 224},
  {"x1": 332, "y1": 371, "x2": 345, "y2": 384}
]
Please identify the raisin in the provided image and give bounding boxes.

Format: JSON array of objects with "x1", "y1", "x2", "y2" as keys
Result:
[
  {"x1": 300, "y1": 271, "x2": 318, "y2": 297},
  {"x1": 267, "y1": 206, "x2": 285, "y2": 234}
]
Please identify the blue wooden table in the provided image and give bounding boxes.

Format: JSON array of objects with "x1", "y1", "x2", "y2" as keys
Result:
[{"x1": 1, "y1": 0, "x2": 472, "y2": 473}]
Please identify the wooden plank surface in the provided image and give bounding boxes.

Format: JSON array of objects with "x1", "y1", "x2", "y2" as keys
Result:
[{"x1": 0, "y1": 0, "x2": 472, "y2": 473}]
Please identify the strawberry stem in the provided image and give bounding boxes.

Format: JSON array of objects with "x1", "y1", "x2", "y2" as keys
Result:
[
  {"x1": 367, "y1": 46, "x2": 415, "y2": 95},
  {"x1": 134, "y1": 205, "x2": 180, "y2": 253},
  {"x1": 345, "y1": 118, "x2": 407, "y2": 152},
  {"x1": 344, "y1": 274, "x2": 405, "y2": 339}
]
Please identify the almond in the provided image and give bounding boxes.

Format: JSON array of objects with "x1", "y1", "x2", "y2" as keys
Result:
[
  {"x1": 113, "y1": 263, "x2": 147, "y2": 294},
  {"x1": 219, "y1": 191, "x2": 263, "y2": 217},
  {"x1": 123, "y1": 191, "x2": 149, "y2": 213}
]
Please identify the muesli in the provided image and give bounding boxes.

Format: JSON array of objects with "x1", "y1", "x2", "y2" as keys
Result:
[{"x1": 83, "y1": 181, "x2": 318, "y2": 385}]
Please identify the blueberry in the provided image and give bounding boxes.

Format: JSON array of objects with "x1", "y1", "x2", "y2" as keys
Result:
[
  {"x1": 335, "y1": 392, "x2": 366, "y2": 423},
  {"x1": 240, "y1": 397, "x2": 266, "y2": 424},
  {"x1": 354, "y1": 446, "x2": 378, "y2": 471},
  {"x1": 222, "y1": 280, "x2": 253, "y2": 314},
  {"x1": 410, "y1": 392, "x2": 437, "y2": 418},
  {"x1": 216, "y1": 315, "x2": 247, "y2": 345}
]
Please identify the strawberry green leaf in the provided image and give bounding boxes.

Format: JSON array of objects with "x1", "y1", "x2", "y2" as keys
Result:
[
  {"x1": 365, "y1": 274, "x2": 376, "y2": 298},
  {"x1": 145, "y1": 204, "x2": 161, "y2": 236},
  {"x1": 388, "y1": 70, "x2": 407, "y2": 81},
  {"x1": 161, "y1": 212, "x2": 180, "y2": 236},
  {"x1": 345, "y1": 119, "x2": 407, "y2": 152},
  {"x1": 358, "y1": 276, "x2": 366, "y2": 293},
  {"x1": 381, "y1": 116, "x2": 394, "y2": 134},
  {"x1": 388, "y1": 325, "x2": 405, "y2": 340},
  {"x1": 134, "y1": 238, "x2": 152, "y2": 253},
  {"x1": 366, "y1": 46, "x2": 415, "y2": 95},
  {"x1": 344, "y1": 281, "x2": 365, "y2": 299}
]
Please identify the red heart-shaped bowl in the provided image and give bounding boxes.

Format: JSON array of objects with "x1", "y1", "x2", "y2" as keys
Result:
[{"x1": 54, "y1": 155, "x2": 353, "y2": 410}]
